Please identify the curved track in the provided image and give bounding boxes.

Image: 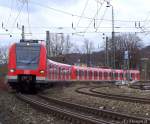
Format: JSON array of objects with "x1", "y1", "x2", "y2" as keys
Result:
[
  {"x1": 75, "y1": 86, "x2": 150, "y2": 104},
  {"x1": 16, "y1": 93, "x2": 150, "y2": 124},
  {"x1": 129, "y1": 82, "x2": 150, "y2": 90},
  {"x1": 16, "y1": 93, "x2": 114, "y2": 124}
]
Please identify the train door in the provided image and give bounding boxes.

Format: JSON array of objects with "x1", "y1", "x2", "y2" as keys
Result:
[
  {"x1": 63, "y1": 68, "x2": 66, "y2": 80},
  {"x1": 94, "y1": 71, "x2": 98, "y2": 80},
  {"x1": 120, "y1": 73, "x2": 123, "y2": 80},
  {"x1": 47, "y1": 64, "x2": 50, "y2": 80},
  {"x1": 68, "y1": 68, "x2": 71, "y2": 80},
  {"x1": 60, "y1": 67, "x2": 64, "y2": 80},
  {"x1": 131, "y1": 73, "x2": 135, "y2": 80},
  {"x1": 54, "y1": 66, "x2": 57, "y2": 80},
  {"x1": 79, "y1": 70, "x2": 81, "y2": 80},
  {"x1": 99, "y1": 71, "x2": 102, "y2": 80},
  {"x1": 104, "y1": 72, "x2": 108, "y2": 80},
  {"x1": 115, "y1": 72, "x2": 118, "y2": 80},
  {"x1": 71, "y1": 66, "x2": 76, "y2": 80},
  {"x1": 58, "y1": 66, "x2": 61, "y2": 80},
  {"x1": 84, "y1": 70, "x2": 87, "y2": 80},
  {"x1": 136, "y1": 73, "x2": 140, "y2": 80},
  {"x1": 76, "y1": 69, "x2": 79, "y2": 80},
  {"x1": 79, "y1": 70, "x2": 84, "y2": 80},
  {"x1": 66, "y1": 68, "x2": 70, "y2": 80},
  {"x1": 51, "y1": 64, "x2": 54, "y2": 80},
  {"x1": 108, "y1": 72, "x2": 111, "y2": 80},
  {"x1": 89, "y1": 70, "x2": 92, "y2": 80}
]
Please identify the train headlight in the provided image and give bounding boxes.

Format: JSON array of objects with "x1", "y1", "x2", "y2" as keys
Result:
[
  {"x1": 40, "y1": 70, "x2": 45, "y2": 74},
  {"x1": 10, "y1": 69, "x2": 15, "y2": 73}
]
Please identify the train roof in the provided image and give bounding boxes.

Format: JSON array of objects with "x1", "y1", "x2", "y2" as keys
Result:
[
  {"x1": 16, "y1": 42, "x2": 41, "y2": 47},
  {"x1": 48, "y1": 59, "x2": 71, "y2": 67},
  {"x1": 73, "y1": 65, "x2": 112, "y2": 71},
  {"x1": 74, "y1": 65, "x2": 139, "y2": 73},
  {"x1": 48, "y1": 59, "x2": 140, "y2": 73}
]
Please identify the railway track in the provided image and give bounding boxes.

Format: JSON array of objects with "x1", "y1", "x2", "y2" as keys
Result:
[
  {"x1": 16, "y1": 93, "x2": 114, "y2": 124},
  {"x1": 75, "y1": 86, "x2": 150, "y2": 104},
  {"x1": 129, "y1": 82, "x2": 150, "y2": 90},
  {"x1": 16, "y1": 93, "x2": 149, "y2": 124}
]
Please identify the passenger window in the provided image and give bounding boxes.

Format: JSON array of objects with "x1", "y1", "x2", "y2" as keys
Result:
[
  {"x1": 94, "y1": 71, "x2": 97, "y2": 77},
  {"x1": 99, "y1": 72, "x2": 102, "y2": 77},
  {"x1": 104, "y1": 72, "x2": 108, "y2": 77},
  {"x1": 85, "y1": 70, "x2": 87, "y2": 77},
  {"x1": 89, "y1": 71, "x2": 92, "y2": 77},
  {"x1": 115, "y1": 73, "x2": 118, "y2": 78},
  {"x1": 120, "y1": 73, "x2": 123, "y2": 78},
  {"x1": 79, "y1": 70, "x2": 84, "y2": 76}
]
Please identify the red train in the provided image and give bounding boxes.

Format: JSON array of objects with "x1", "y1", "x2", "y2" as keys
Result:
[{"x1": 7, "y1": 40, "x2": 140, "y2": 92}]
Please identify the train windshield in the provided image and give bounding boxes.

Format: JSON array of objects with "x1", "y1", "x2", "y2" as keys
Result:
[{"x1": 16, "y1": 43, "x2": 40, "y2": 70}]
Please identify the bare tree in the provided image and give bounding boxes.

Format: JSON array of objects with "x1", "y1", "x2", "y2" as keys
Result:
[
  {"x1": 47, "y1": 33, "x2": 74, "y2": 57},
  {"x1": 63, "y1": 35, "x2": 73, "y2": 54},
  {"x1": 83, "y1": 39, "x2": 94, "y2": 54},
  {"x1": 0, "y1": 46, "x2": 8, "y2": 64},
  {"x1": 107, "y1": 33, "x2": 142, "y2": 69},
  {"x1": 82, "y1": 39, "x2": 94, "y2": 66}
]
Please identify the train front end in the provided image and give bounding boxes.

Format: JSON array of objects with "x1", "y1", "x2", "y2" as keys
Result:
[{"x1": 7, "y1": 41, "x2": 47, "y2": 92}]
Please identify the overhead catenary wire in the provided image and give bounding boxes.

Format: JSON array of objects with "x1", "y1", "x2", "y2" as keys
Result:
[
  {"x1": 26, "y1": 0, "x2": 32, "y2": 35},
  {"x1": 5, "y1": 0, "x2": 14, "y2": 28},
  {"x1": 82, "y1": 0, "x2": 105, "y2": 35},
  {"x1": 30, "y1": 1, "x2": 147, "y2": 23},
  {"x1": 76, "y1": 0, "x2": 89, "y2": 28},
  {"x1": 3, "y1": 25, "x2": 150, "y2": 30},
  {"x1": 95, "y1": 7, "x2": 108, "y2": 32},
  {"x1": 0, "y1": 31, "x2": 147, "y2": 37},
  {"x1": 10, "y1": 2, "x2": 25, "y2": 35},
  {"x1": 1, "y1": 0, "x2": 150, "y2": 38}
]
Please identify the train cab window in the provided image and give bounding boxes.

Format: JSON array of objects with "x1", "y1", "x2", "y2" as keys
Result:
[{"x1": 16, "y1": 43, "x2": 40, "y2": 70}]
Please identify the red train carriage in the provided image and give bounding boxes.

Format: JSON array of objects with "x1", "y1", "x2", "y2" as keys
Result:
[
  {"x1": 7, "y1": 41, "x2": 47, "y2": 91},
  {"x1": 47, "y1": 60, "x2": 72, "y2": 81},
  {"x1": 7, "y1": 40, "x2": 140, "y2": 92}
]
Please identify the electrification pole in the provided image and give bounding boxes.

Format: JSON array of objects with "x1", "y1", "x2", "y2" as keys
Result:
[
  {"x1": 112, "y1": 6, "x2": 115, "y2": 69},
  {"x1": 105, "y1": 36, "x2": 109, "y2": 67},
  {"x1": 46, "y1": 31, "x2": 50, "y2": 58},
  {"x1": 21, "y1": 25, "x2": 25, "y2": 40},
  {"x1": 106, "y1": 2, "x2": 115, "y2": 69}
]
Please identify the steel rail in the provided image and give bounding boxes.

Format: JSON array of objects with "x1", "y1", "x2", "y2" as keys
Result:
[
  {"x1": 38, "y1": 94, "x2": 150, "y2": 123},
  {"x1": 16, "y1": 93, "x2": 115, "y2": 124},
  {"x1": 76, "y1": 87, "x2": 150, "y2": 104},
  {"x1": 90, "y1": 87, "x2": 150, "y2": 104}
]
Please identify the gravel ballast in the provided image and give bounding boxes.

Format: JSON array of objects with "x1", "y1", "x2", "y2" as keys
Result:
[
  {"x1": 0, "y1": 90, "x2": 68, "y2": 124},
  {"x1": 1, "y1": 82, "x2": 150, "y2": 123},
  {"x1": 45, "y1": 83, "x2": 150, "y2": 118}
]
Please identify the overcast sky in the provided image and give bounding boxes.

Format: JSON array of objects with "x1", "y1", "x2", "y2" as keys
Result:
[{"x1": 0, "y1": 0, "x2": 150, "y2": 48}]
